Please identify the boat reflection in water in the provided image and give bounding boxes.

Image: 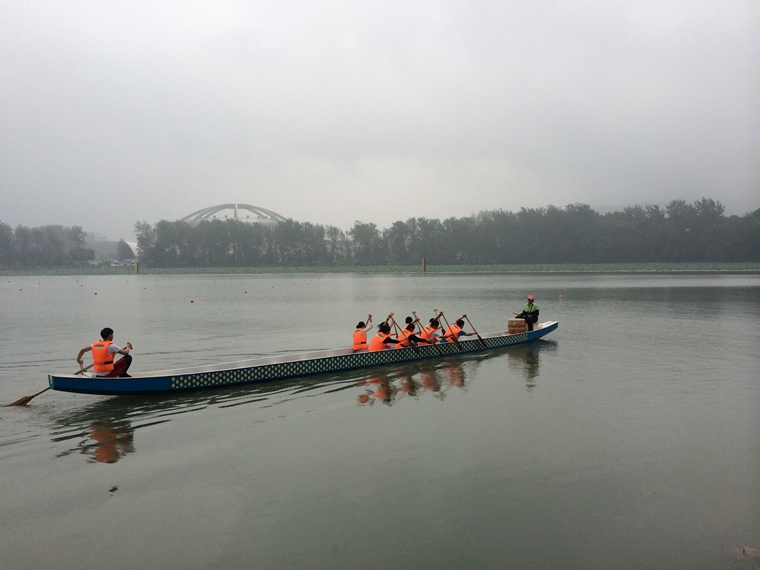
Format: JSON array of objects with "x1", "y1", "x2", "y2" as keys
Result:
[
  {"x1": 506, "y1": 339, "x2": 558, "y2": 390},
  {"x1": 355, "y1": 358, "x2": 479, "y2": 406},
  {"x1": 354, "y1": 340, "x2": 559, "y2": 405}
]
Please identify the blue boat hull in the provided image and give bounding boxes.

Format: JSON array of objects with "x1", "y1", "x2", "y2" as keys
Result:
[{"x1": 49, "y1": 322, "x2": 558, "y2": 396}]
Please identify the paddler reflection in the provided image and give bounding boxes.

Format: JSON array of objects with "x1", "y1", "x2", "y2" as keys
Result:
[
  {"x1": 444, "y1": 363, "x2": 465, "y2": 388},
  {"x1": 418, "y1": 366, "x2": 443, "y2": 398},
  {"x1": 357, "y1": 373, "x2": 397, "y2": 405},
  {"x1": 81, "y1": 418, "x2": 135, "y2": 463},
  {"x1": 356, "y1": 363, "x2": 467, "y2": 405},
  {"x1": 507, "y1": 345, "x2": 541, "y2": 391},
  {"x1": 397, "y1": 371, "x2": 419, "y2": 397}
]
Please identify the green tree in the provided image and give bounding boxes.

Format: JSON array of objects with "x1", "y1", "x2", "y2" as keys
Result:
[
  {"x1": 350, "y1": 221, "x2": 385, "y2": 265},
  {"x1": 0, "y1": 222, "x2": 14, "y2": 267}
]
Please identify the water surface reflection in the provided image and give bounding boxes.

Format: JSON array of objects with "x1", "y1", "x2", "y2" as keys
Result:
[
  {"x1": 47, "y1": 342, "x2": 558, "y2": 462},
  {"x1": 507, "y1": 340, "x2": 558, "y2": 390}
]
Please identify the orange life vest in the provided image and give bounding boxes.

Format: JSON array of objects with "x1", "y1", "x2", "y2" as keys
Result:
[
  {"x1": 369, "y1": 331, "x2": 389, "y2": 352},
  {"x1": 92, "y1": 340, "x2": 114, "y2": 373},
  {"x1": 443, "y1": 324, "x2": 461, "y2": 341},
  {"x1": 420, "y1": 325, "x2": 437, "y2": 343},
  {"x1": 353, "y1": 328, "x2": 368, "y2": 351},
  {"x1": 398, "y1": 328, "x2": 414, "y2": 347}
]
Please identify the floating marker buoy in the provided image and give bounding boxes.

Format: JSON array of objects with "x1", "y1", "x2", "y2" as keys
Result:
[
  {"x1": 559, "y1": 295, "x2": 563, "y2": 299},
  {"x1": 190, "y1": 300, "x2": 194, "y2": 303},
  {"x1": 94, "y1": 292, "x2": 97, "y2": 295},
  {"x1": 244, "y1": 291, "x2": 247, "y2": 294}
]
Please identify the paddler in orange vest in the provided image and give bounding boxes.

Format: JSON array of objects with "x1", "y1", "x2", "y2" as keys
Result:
[
  {"x1": 419, "y1": 319, "x2": 443, "y2": 343},
  {"x1": 76, "y1": 327, "x2": 133, "y2": 378},
  {"x1": 397, "y1": 319, "x2": 430, "y2": 347},
  {"x1": 353, "y1": 314, "x2": 373, "y2": 352},
  {"x1": 369, "y1": 322, "x2": 401, "y2": 352},
  {"x1": 441, "y1": 317, "x2": 476, "y2": 343}
]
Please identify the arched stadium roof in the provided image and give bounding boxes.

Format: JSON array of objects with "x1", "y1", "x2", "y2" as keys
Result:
[{"x1": 179, "y1": 204, "x2": 287, "y2": 225}]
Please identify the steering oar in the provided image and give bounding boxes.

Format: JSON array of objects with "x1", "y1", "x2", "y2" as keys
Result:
[{"x1": 7, "y1": 363, "x2": 94, "y2": 406}]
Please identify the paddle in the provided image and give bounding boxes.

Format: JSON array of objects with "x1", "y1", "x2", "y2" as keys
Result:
[
  {"x1": 434, "y1": 309, "x2": 463, "y2": 351},
  {"x1": 389, "y1": 314, "x2": 419, "y2": 354},
  {"x1": 7, "y1": 363, "x2": 94, "y2": 406},
  {"x1": 462, "y1": 314, "x2": 487, "y2": 347},
  {"x1": 412, "y1": 311, "x2": 443, "y2": 355}
]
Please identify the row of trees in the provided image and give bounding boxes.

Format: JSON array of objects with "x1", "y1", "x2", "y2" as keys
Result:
[
  {"x1": 133, "y1": 198, "x2": 760, "y2": 267},
  {"x1": 2, "y1": 198, "x2": 757, "y2": 268},
  {"x1": 0, "y1": 223, "x2": 95, "y2": 267}
]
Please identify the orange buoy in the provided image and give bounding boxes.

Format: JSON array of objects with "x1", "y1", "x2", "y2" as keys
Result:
[{"x1": 190, "y1": 300, "x2": 194, "y2": 303}]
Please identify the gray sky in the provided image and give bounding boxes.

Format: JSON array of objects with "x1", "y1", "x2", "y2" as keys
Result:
[{"x1": 1, "y1": 0, "x2": 758, "y2": 240}]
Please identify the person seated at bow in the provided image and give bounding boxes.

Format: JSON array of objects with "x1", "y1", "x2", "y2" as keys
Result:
[{"x1": 515, "y1": 295, "x2": 540, "y2": 331}]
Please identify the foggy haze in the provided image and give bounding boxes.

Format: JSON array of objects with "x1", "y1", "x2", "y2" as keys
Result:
[{"x1": 1, "y1": 0, "x2": 758, "y2": 240}]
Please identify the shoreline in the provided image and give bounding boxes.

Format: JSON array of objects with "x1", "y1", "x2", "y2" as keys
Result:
[{"x1": 2, "y1": 262, "x2": 760, "y2": 276}]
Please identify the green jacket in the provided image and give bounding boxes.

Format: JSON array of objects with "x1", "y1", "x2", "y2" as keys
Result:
[{"x1": 523, "y1": 302, "x2": 539, "y2": 313}]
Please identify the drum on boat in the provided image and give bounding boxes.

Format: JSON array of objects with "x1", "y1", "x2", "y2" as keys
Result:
[{"x1": 508, "y1": 318, "x2": 527, "y2": 334}]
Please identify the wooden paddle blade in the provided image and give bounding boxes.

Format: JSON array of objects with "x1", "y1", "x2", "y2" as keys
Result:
[{"x1": 7, "y1": 387, "x2": 49, "y2": 407}]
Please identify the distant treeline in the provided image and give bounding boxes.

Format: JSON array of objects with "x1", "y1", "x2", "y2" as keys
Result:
[
  {"x1": 0, "y1": 223, "x2": 95, "y2": 268},
  {"x1": 133, "y1": 198, "x2": 760, "y2": 268}
]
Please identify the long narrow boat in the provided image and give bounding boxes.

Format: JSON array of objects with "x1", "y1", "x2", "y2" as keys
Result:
[{"x1": 48, "y1": 321, "x2": 558, "y2": 396}]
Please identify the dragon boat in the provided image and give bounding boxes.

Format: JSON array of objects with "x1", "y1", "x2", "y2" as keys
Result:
[{"x1": 48, "y1": 321, "x2": 558, "y2": 396}]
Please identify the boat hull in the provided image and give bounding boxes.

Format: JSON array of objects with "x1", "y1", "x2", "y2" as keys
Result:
[{"x1": 49, "y1": 322, "x2": 558, "y2": 396}]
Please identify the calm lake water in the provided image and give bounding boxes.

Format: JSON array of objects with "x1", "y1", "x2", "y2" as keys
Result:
[{"x1": 1, "y1": 272, "x2": 758, "y2": 569}]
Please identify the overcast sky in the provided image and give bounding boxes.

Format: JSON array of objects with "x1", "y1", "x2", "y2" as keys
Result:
[{"x1": 1, "y1": 0, "x2": 758, "y2": 240}]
